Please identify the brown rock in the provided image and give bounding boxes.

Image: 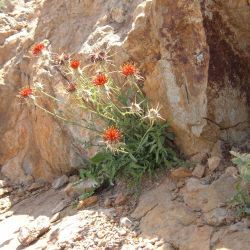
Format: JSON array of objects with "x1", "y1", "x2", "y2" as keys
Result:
[
  {"x1": 104, "y1": 197, "x2": 112, "y2": 208},
  {"x1": 28, "y1": 182, "x2": 44, "y2": 192},
  {"x1": 132, "y1": 178, "x2": 212, "y2": 250},
  {"x1": 114, "y1": 193, "x2": 127, "y2": 206},
  {"x1": 52, "y1": 199, "x2": 70, "y2": 214},
  {"x1": 214, "y1": 229, "x2": 250, "y2": 250},
  {"x1": 182, "y1": 175, "x2": 237, "y2": 212},
  {"x1": 171, "y1": 167, "x2": 192, "y2": 179},
  {"x1": 52, "y1": 175, "x2": 69, "y2": 190},
  {"x1": 204, "y1": 208, "x2": 229, "y2": 226},
  {"x1": 77, "y1": 195, "x2": 98, "y2": 210},
  {"x1": 192, "y1": 164, "x2": 206, "y2": 178}
]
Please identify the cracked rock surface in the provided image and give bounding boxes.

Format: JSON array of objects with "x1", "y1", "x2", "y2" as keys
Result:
[
  {"x1": 0, "y1": 163, "x2": 250, "y2": 250},
  {"x1": 0, "y1": 0, "x2": 249, "y2": 183}
]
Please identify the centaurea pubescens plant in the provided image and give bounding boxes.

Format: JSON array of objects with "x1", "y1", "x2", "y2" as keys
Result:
[{"x1": 18, "y1": 40, "x2": 179, "y2": 188}]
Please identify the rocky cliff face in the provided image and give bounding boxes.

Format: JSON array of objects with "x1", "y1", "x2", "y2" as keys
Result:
[{"x1": 0, "y1": 0, "x2": 249, "y2": 183}]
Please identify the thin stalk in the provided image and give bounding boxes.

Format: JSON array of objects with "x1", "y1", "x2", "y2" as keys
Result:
[{"x1": 34, "y1": 102, "x2": 101, "y2": 133}]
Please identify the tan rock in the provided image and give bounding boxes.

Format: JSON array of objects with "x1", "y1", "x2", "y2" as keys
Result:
[
  {"x1": 211, "y1": 140, "x2": 223, "y2": 158},
  {"x1": 225, "y1": 166, "x2": 238, "y2": 176},
  {"x1": 52, "y1": 199, "x2": 70, "y2": 214},
  {"x1": 28, "y1": 182, "x2": 44, "y2": 192},
  {"x1": 50, "y1": 212, "x2": 60, "y2": 223},
  {"x1": 77, "y1": 195, "x2": 98, "y2": 210},
  {"x1": 18, "y1": 216, "x2": 50, "y2": 246},
  {"x1": 213, "y1": 229, "x2": 250, "y2": 250},
  {"x1": 208, "y1": 156, "x2": 221, "y2": 172},
  {"x1": 133, "y1": 178, "x2": 213, "y2": 250},
  {"x1": 204, "y1": 208, "x2": 229, "y2": 226},
  {"x1": 52, "y1": 175, "x2": 69, "y2": 190},
  {"x1": 171, "y1": 167, "x2": 192, "y2": 179},
  {"x1": 182, "y1": 174, "x2": 237, "y2": 212},
  {"x1": 192, "y1": 164, "x2": 206, "y2": 178}
]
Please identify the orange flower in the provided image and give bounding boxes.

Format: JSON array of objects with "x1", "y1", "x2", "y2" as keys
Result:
[
  {"x1": 32, "y1": 43, "x2": 45, "y2": 56},
  {"x1": 19, "y1": 87, "x2": 32, "y2": 98},
  {"x1": 70, "y1": 59, "x2": 80, "y2": 69},
  {"x1": 103, "y1": 127, "x2": 121, "y2": 143},
  {"x1": 66, "y1": 83, "x2": 76, "y2": 92},
  {"x1": 92, "y1": 73, "x2": 108, "y2": 86},
  {"x1": 121, "y1": 63, "x2": 137, "y2": 76}
]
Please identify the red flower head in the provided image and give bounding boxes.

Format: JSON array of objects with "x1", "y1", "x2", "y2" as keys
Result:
[
  {"x1": 121, "y1": 63, "x2": 137, "y2": 77},
  {"x1": 19, "y1": 87, "x2": 32, "y2": 98},
  {"x1": 66, "y1": 83, "x2": 76, "y2": 93},
  {"x1": 32, "y1": 43, "x2": 45, "y2": 56},
  {"x1": 92, "y1": 73, "x2": 108, "y2": 86},
  {"x1": 103, "y1": 127, "x2": 121, "y2": 143},
  {"x1": 70, "y1": 59, "x2": 80, "y2": 69}
]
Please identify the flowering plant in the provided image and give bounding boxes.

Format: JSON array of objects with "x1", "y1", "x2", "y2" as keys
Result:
[{"x1": 20, "y1": 41, "x2": 178, "y2": 187}]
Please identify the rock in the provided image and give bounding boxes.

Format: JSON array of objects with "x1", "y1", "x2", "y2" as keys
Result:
[
  {"x1": 18, "y1": 216, "x2": 50, "y2": 246},
  {"x1": 114, "y1": 193, "x2": 127, "y2": 206},
  {"x1": 104, "y1": 197, "x2": 112, "y2": 208},
  {"x1": 204, "y1": 208, "x2": 229, "y2": 226},
  {"x1": 52, "y1": 175, "x2": 69, "y2": 190},
  {"x1": 50, "y1": 212, "x2": 60, "y2": 223},
  {"x1": 225, "y1": 166, "x2": 238, "y2": 176},
  {"x1": 64, "y1": 179, "x2": 98, "y2": 199},
  {"x1": 77, "y1": 195, "x2": 98, "y2": 210},
  {"x1": 192, "y1": 164, "x2": 206, "y2": 178},
  {"x1": 4, "y1": 210, "x2": 14, "y2": 218},
  {"x1": 117, "y1": 228, "x2": 127, "y2": 236},
  {"x1": 208, "y1": 156, "x2": 221, "y2": 172},
  {"x1": 97, "y1": 231, "x2": 105, "y2": 239},
  {"x1": 182, "y1": 174, "x2": 237, "y2": 212},
  {"x1": 213, "y1": 227, "x2": 250, "y2": 250},
  {"x1": 98, "y1": 208, "x2": 116, "y2": 218},
  {"x1": 0, "y1": 180, "x2": 9, "y2": 188},
  {"x1": 28, "y1": 182, "x2": 44, "y2": 192},
  {"x1": 52, "y1": 199, "x2": 70, "y2": 214},
  {"x1": 132, "y1": 179, "x2": 217, "y2": 249},
  {"x1": 0, "y1": 210, "x2": 14, "y2": 221},
  {"x1": 189, "y1": 152, "x2": 208, "y2": 164},
  {"x1": 0, "y1": 187, "x2": 13, "y2": 197},
  {"x1": 16, "y1": 189, "x2": 26, "y2": 197},
  {"x1": 120, "y1": 217, "x2": 133, "y2": 228},
  {"x1": 171, "y1": 167, "x2": 192, "y2": 179},
  {"x1": 0, "y1": 197, "x2": 12, "y2": 213},
  {"x1": 156, "y1": 243, "x2": 175, "y2": 250},
  {"x1": 211, "y1": 141, "x2": 223, "y2": 158},
  {"x1": 69, "y1": 175, "x2": 79, "y2": 183},
  {"x1": 21, "y1": 175, "x2": 34, "y2": 186},
  {"x1": 111, "y1": 8, "x2": 125, "y2": 23}
]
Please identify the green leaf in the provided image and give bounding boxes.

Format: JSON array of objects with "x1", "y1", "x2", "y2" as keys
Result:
[
  {"x1": 90, "y1": 152, "x2": 111, "y2": 164},
  {"x1": 79, "y1": 190, "x2": 95, "y2": 201},
  {"x1": 166, "y1": 132, "x2": 175, "y2": 141}
]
